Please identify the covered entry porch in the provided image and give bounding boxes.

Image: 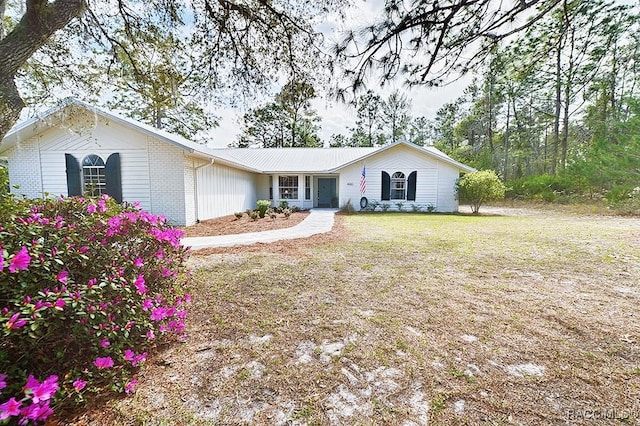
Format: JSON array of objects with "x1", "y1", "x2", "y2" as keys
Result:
[{"x1": 268, "y1": 173, "x2": 339, "y2": 209}]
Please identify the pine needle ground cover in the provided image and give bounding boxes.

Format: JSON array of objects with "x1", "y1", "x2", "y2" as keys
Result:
[{"x1": 73, "y1": 209, "x2": 640, "y2": 425}]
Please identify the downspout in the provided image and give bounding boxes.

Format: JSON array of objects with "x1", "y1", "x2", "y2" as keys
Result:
[{"x1": 193, "y1": 158, "x2": 214, "y2": 223}]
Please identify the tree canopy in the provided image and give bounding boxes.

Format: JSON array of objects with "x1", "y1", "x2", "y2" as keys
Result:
[{"x1": 0, "y1": 0, "x2": 340, "y2": 140}]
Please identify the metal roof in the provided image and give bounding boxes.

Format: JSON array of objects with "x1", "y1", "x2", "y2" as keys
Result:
[
  {"x1": 1, "y1": 99, "x2": 475, "y2": 173},
  {"x1": 207, "y1": 147, "x2": 378, "y2": 173}
]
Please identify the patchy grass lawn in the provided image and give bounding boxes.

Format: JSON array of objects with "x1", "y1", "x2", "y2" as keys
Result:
[{"x1": 70, "y1": 209, "x2": 640, "y2": 425}]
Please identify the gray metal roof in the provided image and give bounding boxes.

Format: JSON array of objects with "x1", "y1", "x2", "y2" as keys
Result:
[
  {"x1": 207, "y1": 147, "x2": 378, "y2": 173},
  {"x1": 1, "y1": 99, "x2": 475, "y2": 173}
]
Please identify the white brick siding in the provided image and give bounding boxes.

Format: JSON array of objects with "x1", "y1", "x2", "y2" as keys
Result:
[
  {"x1": 183, "y1": 157, "x2": 196, "y2": 226},
  {"x1": 147, "y1": 137, "x2": 187, "y2": 226},
  {"x1": 7, "y1": 141, "x2": 43, "y2": 198}
]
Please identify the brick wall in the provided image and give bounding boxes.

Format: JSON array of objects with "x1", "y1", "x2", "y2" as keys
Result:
[
  {"x1": 183, "y1": 157, "x2": 196, "y2": 226},
  {"x1": 7, "y1": 139, "x2": 43, "y2": 198},
  {"x1": 147, "y1": 138, "x2": 187, "y2": 226}
]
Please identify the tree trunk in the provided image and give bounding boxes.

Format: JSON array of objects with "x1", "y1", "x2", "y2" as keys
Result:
[
  {"x1": 503, "y1": 99, "x2": 511, "y2": 181},
  {"x1": 552, "y1": 43, "x2": 562, "y2": 175},
  {"x1": 0, "y1": 0, "x2": 85, "y2": 141},
  {"x1": 0, "y1": 77, "x2": 24, "y2": 140},
  {"x1": 561, "y1": 83, "x2": 570, "y2": 170}
]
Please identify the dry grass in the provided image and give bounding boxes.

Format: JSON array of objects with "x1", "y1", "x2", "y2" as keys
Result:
[{"x1": 67, "y1": 207, "x2": 640, "y2": 425}]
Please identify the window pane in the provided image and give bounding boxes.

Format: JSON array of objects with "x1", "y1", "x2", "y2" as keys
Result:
[
  {"x1": 279, "y1": 176, "x2": 298, "y2": 199},
  {"x1": 82, "y1": 155, "x2": 106, "y2": 196},
  {"x1": 390, "y1": 171, "x2": 406, "y2": 200},
  {"x1": 305, "y1": 176, "x2": 311, "y2": 200}
]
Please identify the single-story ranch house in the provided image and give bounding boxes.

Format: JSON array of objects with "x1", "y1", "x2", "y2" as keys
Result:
[{"x1": 0, "y1": 99, "x2": 475, "y2": 226}]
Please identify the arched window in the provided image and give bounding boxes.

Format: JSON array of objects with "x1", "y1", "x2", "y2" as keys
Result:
[
  {"x1": 391, "y1": 171, "x2": 405, "y2": 200},
  {"x1": 82, "y1": 154, "x2": 106, "y2": 196}
]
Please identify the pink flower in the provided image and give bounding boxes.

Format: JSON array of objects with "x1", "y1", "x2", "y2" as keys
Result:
[
  {"x1": 150, "y1": 307, "x2": 167, "y2": 321},
  {"x1": 132, "y1": 353, "x2": 147, "y2": 367},
  {"x1": 123, "y1": 349, "x2": 135, "y2": 361},
  {"x1": 87, "y1": 203, "x2": 97, "y2": 213},
  {"x1": 97, "y1": 199, "x2": 107, "y2": 212},
  {"x1": 0, "y1": 397, "x2": 21, "y2": 420},
  {"x1": 141, "y1": 299, "x2": 153, "y2": 311},
  {"x1": 100, "y1": 338, "x2": 110, "y2": 348},
  {"x1": 0, "y1": 374, "x2": 7, "y2": 391},
  {"x1": 8, "y1": 246, "x2": 30, "y2": 273},
  {"x1": 5, "y1": 313, "x2": 27, "y2": 330},
  {"x1": 73, "y1": 379, "x2": 87, "y2": 392},
  {"x1": 20, "y1": 399, "x2": 53, "y2": 422},
  {"x1": 24, "y1": 375, "x2": 58, "y2": 404},
  {"x1": 56, "y1": 270, "x2": 68, "y2": 284},
  {"x1": 107, "y1": 216, "x2": 121, "y2": 229},
  {"x1": 134, "y1": 274, "x2": 147, "y2": 295},
  {"x1": 94, "y1": 357, "x2": 114, "y2": 369},
  {"x1": 133, "y1": 258, "x2": 144, "y2": 268},
  {"x1": 146, "y1": 330, "x2": 155, "y2": 340},
  {"x1": 124, "y1": 379, "x2": 138, "y2": 394},
  {"x1": 53, "y1": 299, "x2": 66, "y2": 309}
]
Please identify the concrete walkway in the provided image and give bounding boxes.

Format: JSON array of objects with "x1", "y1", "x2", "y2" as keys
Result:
[{"x1": 181, "y1": 209, "x2": 339, "y2": 250}]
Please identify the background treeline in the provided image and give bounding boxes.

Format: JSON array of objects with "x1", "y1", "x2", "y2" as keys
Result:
[
  {"x1": 429, "y1": 0, "x2": 640, "y2": 211},
  {"x1": 233, "y1": 0, "x2": 638, "y2": 212}
]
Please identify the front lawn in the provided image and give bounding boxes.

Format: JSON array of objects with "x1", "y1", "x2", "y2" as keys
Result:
[{"x1": 70, "y1": 208, "x2": 640, "y2": 425}]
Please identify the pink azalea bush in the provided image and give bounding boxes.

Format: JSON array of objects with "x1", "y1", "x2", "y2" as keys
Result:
[{"x1": 0, "y1": 194, "x2": 191, "y2": 422}]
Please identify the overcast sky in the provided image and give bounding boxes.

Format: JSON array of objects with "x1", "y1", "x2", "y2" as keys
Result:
[{"x1": 208, "y1": 0, "x2": 473, "y2": 148}]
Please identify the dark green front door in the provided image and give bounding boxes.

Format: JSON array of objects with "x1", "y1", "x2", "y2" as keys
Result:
[{"x1": 317, "y1": 178, "x2": 336, "y2": 207}]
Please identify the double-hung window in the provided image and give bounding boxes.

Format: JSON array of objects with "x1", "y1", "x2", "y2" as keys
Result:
[
  {"x1": 279, "y1": 176, "x2": 298, "y2": 199},
  {"x1": 82, "y1": 154, "x2": 106, "y2": 196},
  {"x1": 391, "y1": 172, "x2": 406, "y2": 200}
]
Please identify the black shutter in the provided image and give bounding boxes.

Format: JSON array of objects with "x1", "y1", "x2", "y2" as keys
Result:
[
  {"x1": 105, "y1": 153, "x2": 122, "y2": 203},
  {"x1": 407, "y1": 171, "x2": 417, "y2": 201},
  {"x1": 381, "y1": 171, "x2": 390, "y2": 201},
  {"x1": 65, "y1": 154, "x2": 82, "y2": 196}
]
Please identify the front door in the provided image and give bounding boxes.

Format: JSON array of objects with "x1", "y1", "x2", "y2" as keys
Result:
[{"x1": 317, "y1": 178, "x2": 337, "y2": 208}]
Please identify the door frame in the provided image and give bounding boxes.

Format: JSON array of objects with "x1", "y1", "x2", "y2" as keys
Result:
[{"x1": 316, "y1": 177, "x2": 337, "y2": 208}]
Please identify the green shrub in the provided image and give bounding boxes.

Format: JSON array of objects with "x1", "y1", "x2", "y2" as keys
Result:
[
  {"x1": 381, "y1": 203, "x2": 390, "y2": 212},
  {"x1": 340, "y1": 199, "x2": 356, "y2": 214},
  {"x1": 278, "y1": 200, "x2": 289, "y2": 211},
  {"x1": 0, "y1": 194, "x2": 191, "y2": 420},
  {"x1": 256, "y1": 200, "x2": 271, "y2": 218},
  {"x1": 250, "y1": 211, "x2": 259, "y2": 221},
  {"x1": 506, "y1": 174, "x2": 584, "y2": 202},
  {"x1": 268, "y1": 208, "x2": 277, "y2": 220},
  {"x1": 410, "y1": 204, "x2": 422, "y2": 212},
  {"x1": 369, "y1": 200, "x2": 380, "y2": 211},
  {"x1": 0, "y1": 165, "x2": 8, "y2": 195},
  {"x1": 457, "y1": 170, "x2": 506, "y2": 214},
  {"x1": 395, "y1": 202, "x2": 404, "y2": 211},
  {"x1": 234, "y1": 212, "x2": 244, "y2": 219},
  {"x1": 283, "y1": 208, "x2": 292, "y2": 218},
  {"x1": 606, "y1": 186, "x2": 640, "y2": 215}
]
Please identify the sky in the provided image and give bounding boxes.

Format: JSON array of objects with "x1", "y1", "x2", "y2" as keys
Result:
[{"x1": 207, "y1": 0, "x2": 473, "y2": 148}]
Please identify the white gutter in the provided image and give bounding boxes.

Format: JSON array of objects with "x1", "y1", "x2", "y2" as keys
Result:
[{"x1": 193, "y1": 158, "x2": 214, "y2": 223}]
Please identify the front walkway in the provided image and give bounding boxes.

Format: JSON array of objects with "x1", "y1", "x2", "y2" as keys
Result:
[{"x1": 180, "y1": 209, "x2": 339, "y2": 250}]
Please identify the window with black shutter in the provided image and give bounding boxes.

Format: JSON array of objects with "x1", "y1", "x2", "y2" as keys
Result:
[
  {"x1": 407, "y1": 171, "x2": 417, "y2": 201},
  {"x1": 381, "y1": 171, "x2": 390, "y2": 200}
]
